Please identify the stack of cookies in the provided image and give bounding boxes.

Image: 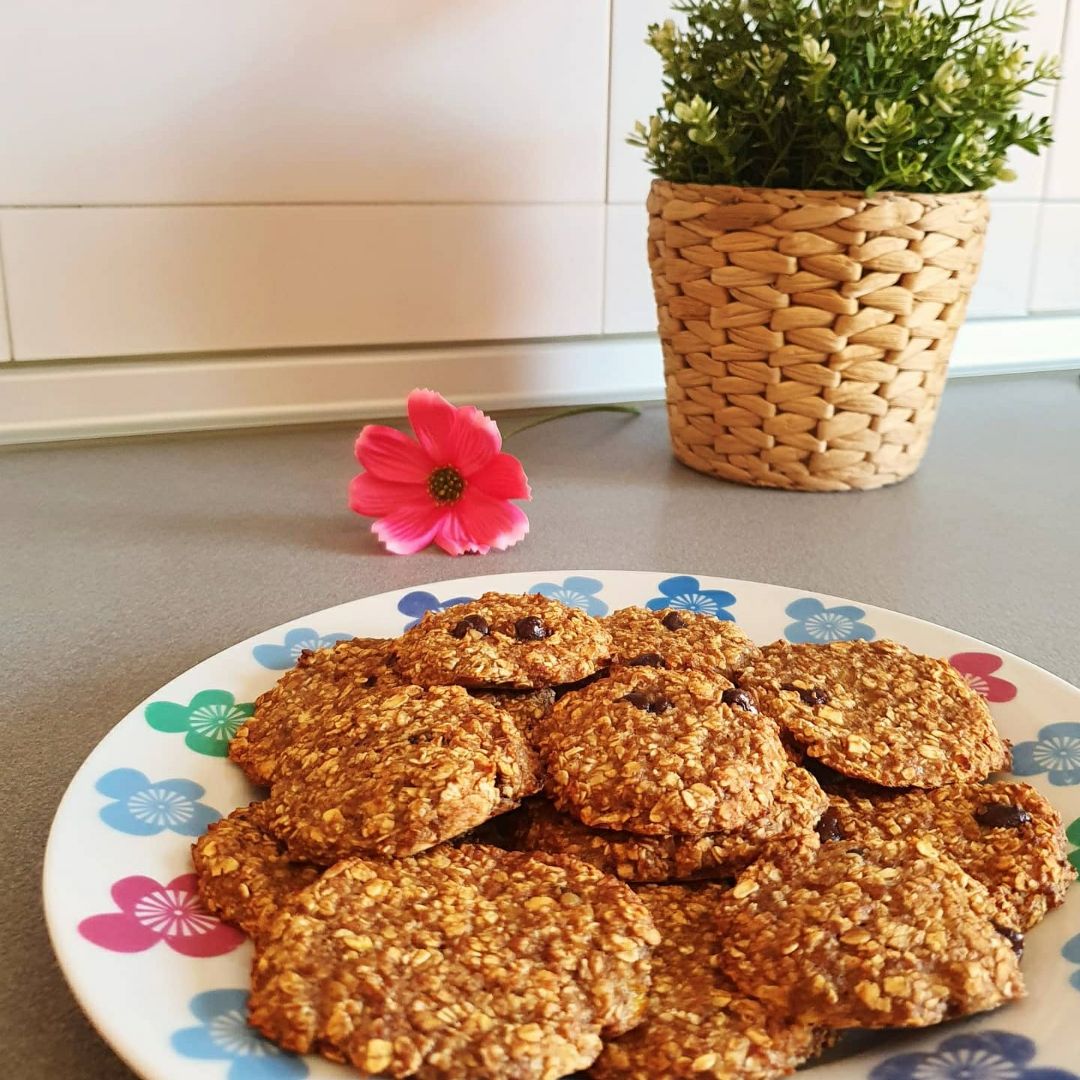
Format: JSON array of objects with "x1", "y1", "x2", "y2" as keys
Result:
[{"x1": 192, "y1": 592, "x2": 1074, "y2": 1079}]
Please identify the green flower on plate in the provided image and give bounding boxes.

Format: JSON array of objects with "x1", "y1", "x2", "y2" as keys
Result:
[
  {"x1": 1067, "y1": 816, "x2": 1080, "y2": 876},
  {"x1": 144, "y1": 690, "x2": 254, "y2": 757}
]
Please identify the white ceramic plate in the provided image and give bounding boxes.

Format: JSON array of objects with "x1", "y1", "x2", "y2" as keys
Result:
[{"x1": 44, "y1": 571, "x2": 1080, "y2": 1080}]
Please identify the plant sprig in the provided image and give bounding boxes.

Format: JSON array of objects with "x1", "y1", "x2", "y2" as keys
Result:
[{"x1": 630, "y1": 0, "x2": 1059, "y2": 194}]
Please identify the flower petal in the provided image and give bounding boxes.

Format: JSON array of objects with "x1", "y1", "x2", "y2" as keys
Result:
[
  {"x1": 144, "y1": 701, "x2": 191, "y2": 734},
  {"x1": 785, "y1": 598, "x2": 825, "y2": 620},
  {"x1": 469, "y1": 452, "x2": 531, "y2": 500},
  {"x1": 112, "y1": 875, "x2": 165, "y2": 913},
  {"x1": 407, "y1": 388, "x2": 460, "y2": 460},
  {"x1": 349, "y1": 472, "x2": 429, "y2": 517},
  {"x1": 1010, "y1": 740, "x2": 1042, "y2": 776},
  {"x1": 171, "y1": 1026, "x2": 228, "y2": 1062},
  {"x1": 100, "y1": 801, "x2": 161, "y2": 836},
  {"x1": 437, "y1": 490, "x2": 528, "y2": 555},
  {"x1": 408, "y1": 389, "x2": 502, "y2": 476},
  {"x1": 354, "y1": 424, "x2": 432, "y2": 483},
  {"x1": 94, "y1": 768, "x2": 149, "y2": 799},
  {"x1": 168, "y1": 922, "x2": 245, "y2": 958},
  {"x1": 173, "y1": 800, "x2": 224, "y2": 837},
  {"x1": 659, "y1": 575, "x2": 702, "y2": 598},
  {"x1": 371, "y1": 500, "x2": 447, "y2": 555},
  {"x1": 188, "y1": 989, "x2": 249, "y2": 1024},
  {"x1": 78, "y1": 913, "x2": 160, "y2": 953}
]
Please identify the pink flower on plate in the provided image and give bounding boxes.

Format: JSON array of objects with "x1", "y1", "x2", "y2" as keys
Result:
[
  {"x1": 349, "y1": 389, "x2": 531, "y2": 556},
  {"x1": 78, "y1": 873, "x2": 244, "y2": 957},
  {"x1": 949, "y1": 652, "x2": 1018, "y2": 703}
]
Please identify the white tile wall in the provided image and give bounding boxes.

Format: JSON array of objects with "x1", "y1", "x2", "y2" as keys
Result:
[
  {"x1": 603, "y1": 204, "x2": 653, "y2": 334},
  {"x1": 0, "y1": 0, "x2": 609, "y2": 205},
  {"x1": 607, "y1": 0, "x2": 670, "y2": 205},
  {"x1": 2, "y1": 205, "x2": 605, "y2": 360},
  {"x1": 1030, "y1": 204, "x2": 1080, "y2": 312},
  {"x1": 966, "y1": 203, "x2": 1041, "y2": 319},
  {"x1": 1046, "y1": 0, "x2": 1080, "y2": 198}
]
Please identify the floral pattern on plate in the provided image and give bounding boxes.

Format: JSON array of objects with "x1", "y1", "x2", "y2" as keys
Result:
[
  {"x1": 869, "y1": 1030, "x2": 1077, "y2": 1080},
  {"x1": 528, "y1": 576, "x2": 607, "y2": 616},
  {"x1": 172, "y1": 990, "x2": 309, "y2": 1078},
  {"x1": 1012, "y1": 723, "x2": 1080, "y2": 787},
  {"x1": 95, "y1": 768, "x2": 220, "y2": 836},
  {"x1": 949, "y1": 652, "x2": 1018, "y2": 703},
  {"x1": 783, "y1": 598, "x2": 875, "y2": 643},
  {"x1": 78, "y1": 873, "x2": 243, "y2": 957},
  {"x1": 645, "y1": 575, "x2": 735, "y2": 620},
  {"x1": 397, "y1": 590, "x2": 475, "y2": 630},
  {"x1": 1067, "y1": 816, "x2": 1080, "y2": 875},
  {"x1": 252, "y1": 628, "x2": 352, "y2": 670},
  {"x1": 144, "y1": 690, "x2": 254, "y2": 757}
]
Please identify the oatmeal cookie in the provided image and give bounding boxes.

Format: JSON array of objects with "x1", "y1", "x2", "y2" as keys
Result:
[
  {"x1": 603, "y1": 606, "x2": 760, "y2": 679},
  {"x1": 266, "y1": 685, "x2": 542, "y2": 863},
  {"x1": 229, "y1": 636, "x2": 401, "y2": 785},
  {"x1": 394, "y1": 592, "x2": 613, "y2": 689},
  {"x1": 591, "y1": 885, "x2": 830, "y2": 1078},
  {"x1": 714, "y1": 839, "x2": 1025, "y2": 1028},
  {"x1": 471, "y1": 687, "x2": 556, "y2": 735},
  {"x1": 191, "y1": 801, "x2": 321, "y2": 941},
  {"x1": 824, "y1": 780, "x2": 1073, "y2": 931},
  {"x1": 514, "y1": 763, "x2": 826, "y2": 882},
  {"x1": 537, "y1": 667, "x2": 787, "y2": 836},
  {"x1": 740, "y1": 640, "x2": 1010, "y2": 787},
  {"x1": 248, "y1": 844, "x2": 659, "y2": 1079}
]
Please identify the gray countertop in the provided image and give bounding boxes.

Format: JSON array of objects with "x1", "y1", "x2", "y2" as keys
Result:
[{"x1": 3, "y1": 369, "x2": 1079, "y2": 1078}]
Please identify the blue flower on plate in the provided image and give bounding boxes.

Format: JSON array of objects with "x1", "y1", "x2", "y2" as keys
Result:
[
  {"x1": 172, "y1": 989, "x2": 308, "y2": 1079},
  {"x1": 528, "y1": 576, "x2": 607, "y2": 616},
  {"x1": 1012, "y1": 722, "x2": 1080, "y2": 787},
  {"x1": 95, "y1": 768, "x2": 221, "y2": 837},
  {"x1": 1063, "y1": 932, "x2": 1080, "y2": 992},
  {"x1": 783, "y1": 598, "x2": 875, "y2": 643},
  {"x1": 252, "y1": 628, "x2": 352, "y2": 669},
  {"x1": 644, "y1": 575, "x2": 735, "y2": 621},
  {"x1": 397, "y1": 590, "x2": 475, "y2": 629},
  {"x1": 870, "y1": 1030, "x2": 1077, "y2": 1080}
]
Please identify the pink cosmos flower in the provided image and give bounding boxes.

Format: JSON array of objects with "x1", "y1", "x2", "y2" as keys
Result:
[
  {"x1": 78, "y1": 873, "x2": 244, "y2": 957},
  {"x1": 349, "y1": 389, "x2": 531, "y2": 556}
]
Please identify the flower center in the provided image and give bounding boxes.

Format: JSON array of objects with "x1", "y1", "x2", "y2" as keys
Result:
[{"x1": 428, "y1": 466, "x2": 465, "y2": 504}]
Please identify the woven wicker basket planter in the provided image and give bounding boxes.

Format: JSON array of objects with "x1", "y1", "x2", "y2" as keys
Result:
[{"x1": 648, "y1": 181, "x2": 989, "y2": 492}]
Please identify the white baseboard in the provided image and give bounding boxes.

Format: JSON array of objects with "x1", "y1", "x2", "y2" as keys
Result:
[{"x1": 2, "y1": 319, "x2": 1078, "y2": 446}]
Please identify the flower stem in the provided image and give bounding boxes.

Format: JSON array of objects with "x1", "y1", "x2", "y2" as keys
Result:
[{"x1": 505, "y1": 404, "x2": 642, "y2": 438}]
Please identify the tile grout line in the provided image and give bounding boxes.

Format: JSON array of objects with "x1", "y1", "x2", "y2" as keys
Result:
[
  {"x1": 599, "y1": 0, "x2": 617, "y2": 335},
  {"x1": 0, "y1": 219, "x2": 16, "y2": 361}
]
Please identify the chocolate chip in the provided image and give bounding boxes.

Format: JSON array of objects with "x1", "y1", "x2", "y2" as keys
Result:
[
  {"x1": 514, "y1": 616, "x2": 548, "y2": 641},
  {"x1": 783, "y1": 683, "x2": 830, "y2": 706},
  {"x1": 814, "y1": 806, "x2": 846, "y2": 843},
  {"x1": 450, "y1": 615, "x2": 490, "y2": 639},
  {"x1": 297, "y1": 648, "x2": 315, "y2": 663},
  {"x1": 625, "y1": 652, "x2": 666, "y2": 668},
  {"x1": 721, "y1": 687, "x2": 757, "y2": 713},
  {"x1": 384, "y1": 651, "x2": 398, "y2": 669},
  {"x1": 974, "y1": 803, "x2": 1032, "y2": 829},
  {"x1": 661, "y1": 611, "x2": 687, "y2": 631},
  {"x1": 994, "y1": 923, "x2": 1025, "y2": 957},
  {"x1": 362, "y1": 675, "x2": 378, "y2": 688},
  {"x1": 620, "y1": 691, "x2": 673, "y2": 714}
]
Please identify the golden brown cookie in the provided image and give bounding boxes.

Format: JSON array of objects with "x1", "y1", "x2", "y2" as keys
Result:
[
  {"x1": 740, "y1": 640, "x2": 1010, "y2": 787},
  {"x1": 714, "y1": 839, "x2": 1025, "y2": 1028},
  {"x1": 394, "y1": 592, "x2": 613, "y2": 689},
  {"x1": 229, "y1": 636, "x2": 402, "y2": 785},
  {"x1": 591, "y1": 885, "x2": 830, "y2": 1078},
  {"x1": 513, "y1": 763, "x2": 826, "y2": 882},
  {"x1": 537, "y1": 667, "x2": 787, "y2": 836},
  {"x1": 265, "y1": 685, "x2": 542, "y2": 863},
  {"x1": 823, "y1": 780, "x2": 1073, "y2": 931},
  {"x1": 603, "y1": 606, "x2": 760, "y2": 678},
  {"x1": 248, "y1": 844, "x2": 659, "y2": 1079},
  {"x1": 191, "y1": 801, "x2": 322, "y2": 941},
  {"x1": 470, "y1": 687, "x2": 556, "y2": 736}
]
